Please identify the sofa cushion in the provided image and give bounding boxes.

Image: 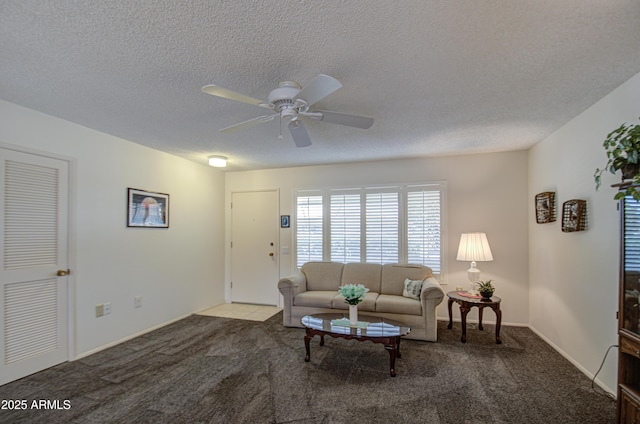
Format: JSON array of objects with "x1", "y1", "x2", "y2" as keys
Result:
[
  {"x1": 294, "y1": 291, "x2": 337, "y2": 308},
  {"x1": 380, "y1": 264, "x2": 432, "y2": 296},
  {"x1": 302, "y1": 262, "x2": 344, "y2": 291},
  {"x1": 375, "y1": 294, "x2": 422, "y2": 315},
  {"x1": 332, "y1": 292, "x2": 379, "y2": 312},
  {"x1": 341, "y1": 263, "x2": 382, "y2": 293},
  {"x1": 402, "y1": 278, "x2": 423, "y2": 300}
]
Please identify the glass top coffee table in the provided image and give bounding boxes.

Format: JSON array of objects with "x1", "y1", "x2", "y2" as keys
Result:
[{"x1": 301, "y1": 313, "x2": 411, "y2": 377}]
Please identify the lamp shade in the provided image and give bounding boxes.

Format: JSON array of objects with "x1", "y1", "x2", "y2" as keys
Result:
[{"x1": 456, "y1": 233, "x2": 493, "y2": 262}]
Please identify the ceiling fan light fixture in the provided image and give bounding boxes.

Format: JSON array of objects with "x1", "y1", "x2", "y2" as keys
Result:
[
  {"x1": 281, "y1": 107, "x2": 298, "y2": 122},
  {"x1": 208, "y1": 155, "x2": 227, "y2": 167}
]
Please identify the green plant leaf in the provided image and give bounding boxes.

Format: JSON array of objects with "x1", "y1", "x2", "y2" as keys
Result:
[{"x1": 597, "y1": 118, "x2": 640, "y2": 197}]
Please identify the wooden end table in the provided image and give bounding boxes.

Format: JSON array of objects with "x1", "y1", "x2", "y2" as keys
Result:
[{"x1": 447, "y1": 291, "x2": 502, "y2": 344}]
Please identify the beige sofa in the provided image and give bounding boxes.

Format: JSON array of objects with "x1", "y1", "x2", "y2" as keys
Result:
[{"x1": 277, "y1": 262, "x2": 445, "y2": 341}]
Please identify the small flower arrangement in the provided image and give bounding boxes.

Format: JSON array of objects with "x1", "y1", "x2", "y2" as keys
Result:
[{"x1": 339, "y1": 284, "x2": 369, "y2": 305}]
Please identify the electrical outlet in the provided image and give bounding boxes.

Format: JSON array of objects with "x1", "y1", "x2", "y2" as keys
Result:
[
  {"x1": 103, "y1": 302, "x2": 111, "y2": 315},
  {"x1": 134, "y1": 296, "x2": 142, "y2": 308},
  {"x1": 95, "y1": 304, "x2": 104, "y2": 317}
]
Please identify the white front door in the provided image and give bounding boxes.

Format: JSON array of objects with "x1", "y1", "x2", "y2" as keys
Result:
[
  {"x1": 0, "y1": 148, "x2": 69, "y2": 385},
  {"x1": 230, "y1": 190, "x2": 279, "y2": 305}
]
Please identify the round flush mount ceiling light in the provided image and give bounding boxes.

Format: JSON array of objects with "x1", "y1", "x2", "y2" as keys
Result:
[{"x1": 208, "y1": 155, "x2": 227, "y2": 167}]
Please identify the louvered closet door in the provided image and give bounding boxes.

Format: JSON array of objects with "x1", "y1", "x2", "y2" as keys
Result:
[{"x1": 0, "y1": 148, "x2": 69, "y2": 385}]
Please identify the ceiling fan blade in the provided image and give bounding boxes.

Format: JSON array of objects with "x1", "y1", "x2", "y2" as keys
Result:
[
  {"x1": 295, "y1": 74, "x2": 342, "y2": 107},
  {"x1": 288, "y1": 120, "x2": 312, "y2": 148},
  {"x1": 312, "y1": 110, "x2": 374, "y2": 129},
  {"x1": 202, "y1": 85, "x2": 271, "y2": 108},
  {"x1": 220, "y1": 114, "x2": 277, "y2": 133}
]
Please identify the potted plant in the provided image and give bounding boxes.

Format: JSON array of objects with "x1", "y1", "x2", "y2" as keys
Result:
[
  {"x1": 594, "y1": 117, "x2": 640, "y2": 200},
  {"x1": 477, "y1": 280, "x2": 495, "y2": 300}
]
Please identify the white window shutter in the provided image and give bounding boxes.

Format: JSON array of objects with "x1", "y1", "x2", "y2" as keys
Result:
[
  {"x1": 365, "y1": 192, "x2": 399, "y2": 264},
  {"x1": 296, "y1": 195, "x2": 323, "y2": 268},
  {"x1": 330, "y1": 193, "x2": 361, "y2": 263},
  {"x1": 407, "y1": 190, "x2": 442, "y2": 273}
]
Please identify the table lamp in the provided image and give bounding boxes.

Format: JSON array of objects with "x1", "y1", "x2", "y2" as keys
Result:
[{"x1": 456, "y1": 232, "x2": 493, "y2": 293}]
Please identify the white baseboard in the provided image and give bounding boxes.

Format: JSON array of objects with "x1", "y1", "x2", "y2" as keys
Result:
[
  {"x1": 528, "y1": 325, "x2": 616, "y2": 397},
  {"x1": 73, "y1": 312, "x2": 194, "y2": 360},
  {"x1": 438, "y1": 317, "x2": 616, "y2": 397}
]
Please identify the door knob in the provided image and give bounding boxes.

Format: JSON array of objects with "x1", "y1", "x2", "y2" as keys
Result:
[
  {"x1": 269, "y1": 252, "x2": 274, "y2": 257},
  {"x1": 57, "y1": 269, "x2": 69, "y2": 276}
]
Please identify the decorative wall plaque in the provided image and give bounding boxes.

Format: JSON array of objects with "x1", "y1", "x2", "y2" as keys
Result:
[
  {"x1": 535, "y1": 192, "x2": 556, "y2": 224},
  {"x1": 561, "y1": 199, "x2": 587, "y2": 232}
]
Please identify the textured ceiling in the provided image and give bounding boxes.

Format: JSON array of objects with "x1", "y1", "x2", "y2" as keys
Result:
[{"x1": 2, "y1": 1, "x2": 640, "y2": 171}]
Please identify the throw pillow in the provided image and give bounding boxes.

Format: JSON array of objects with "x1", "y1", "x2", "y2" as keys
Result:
[{"x1": 402, "y1": 278, "x2": 423, "y2": 300}]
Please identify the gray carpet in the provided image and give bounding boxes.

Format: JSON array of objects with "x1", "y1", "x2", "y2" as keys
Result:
[{"x1": 0, "y1": 312, "x2": 615, "y2": 423}]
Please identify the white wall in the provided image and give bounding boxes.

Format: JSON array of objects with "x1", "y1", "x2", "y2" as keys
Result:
[
  {"x1": 0, "y1": 100, "x2": 226, "y2": 357},
  {"x1": 528, "y1": 71, "x2": 640, "y2": 394},
  {"x1": 226, "y1": 151, "x2": 529, "y2": 324}
]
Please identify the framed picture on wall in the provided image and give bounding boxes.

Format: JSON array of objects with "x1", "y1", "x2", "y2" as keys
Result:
[
  {"x1": 535, "y1": 192, "x2": 556, "y2": 224},
  {"x1": 127, "y1": 188, "x2": 169, "y2": 228},
  {"x1": 281, "y1": 215, "x2": 290, "y2": 228}
]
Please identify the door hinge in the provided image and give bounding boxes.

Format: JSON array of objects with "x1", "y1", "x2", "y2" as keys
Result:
[
  {"x1": 230, "y1": 241, "x2": 233, "y2": 248},
  {"x1": 230, "y1": 281, "x2": 233, "y2": 288}
]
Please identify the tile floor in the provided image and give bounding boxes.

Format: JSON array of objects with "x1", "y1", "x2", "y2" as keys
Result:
[{"x1": 197, "y1": 303, "x2": 282, "y2": 322}]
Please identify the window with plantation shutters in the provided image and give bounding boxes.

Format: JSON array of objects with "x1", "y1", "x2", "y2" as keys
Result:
[
  {"x1": 407, "y1": 189, "x2": 442, "y2": 273},
  {"x1": 295, "y1": 182, "x2": 445, "y2": 277},
  {"x1": 365, "y1": 192, "x2": 399, "y2": 264},
  {"x1": 624, "y1": 197, "x2": 640, "y2": 272},
  {"x1": 330, "y1": 192, "x2": 361, "y2": 263},
  {"x1": 296, "y1": 194, "x2": 323, "y2": 268}
]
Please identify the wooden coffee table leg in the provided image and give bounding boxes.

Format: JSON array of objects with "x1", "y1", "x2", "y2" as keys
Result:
[
  {"x1": 494, "y1": 306, "x2": 503, "y2": 344},
  {"x1": 396, "y1": 336, "x2": 402, "y2": 359},
  {"x1": 304, "y1": 330, "x2": 312, "y2": 362},
  {"x1": 478, "y1": 306, "x2": 484, "y2": 331},
  {"x1": 384, "y1": 342, "x2": 397, "y2": 377},
  {"x1": 460, "y1": 304, "x2": 470, "y2": 343},
  {"x1": 447, "y1": 298, "x2": 454, "y2": 329}
]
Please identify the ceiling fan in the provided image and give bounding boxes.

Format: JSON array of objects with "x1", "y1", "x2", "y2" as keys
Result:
[{"x1": 201, "y1": 74, "x2": 373, "y2": 148}]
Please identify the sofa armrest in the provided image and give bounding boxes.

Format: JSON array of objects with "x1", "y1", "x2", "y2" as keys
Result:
[
  {"x1": 278, "y1": 272, "x2": 307, "y2": 295},
  {"x1": 420, "y1": 277, "x2": 445, "y2": 341},
  {"x1": 421, "y1": 277, "x2": 444, "y2": 302},
  {"x1": 278, "y1": 272, "x2": 307, "y2": 327}
]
